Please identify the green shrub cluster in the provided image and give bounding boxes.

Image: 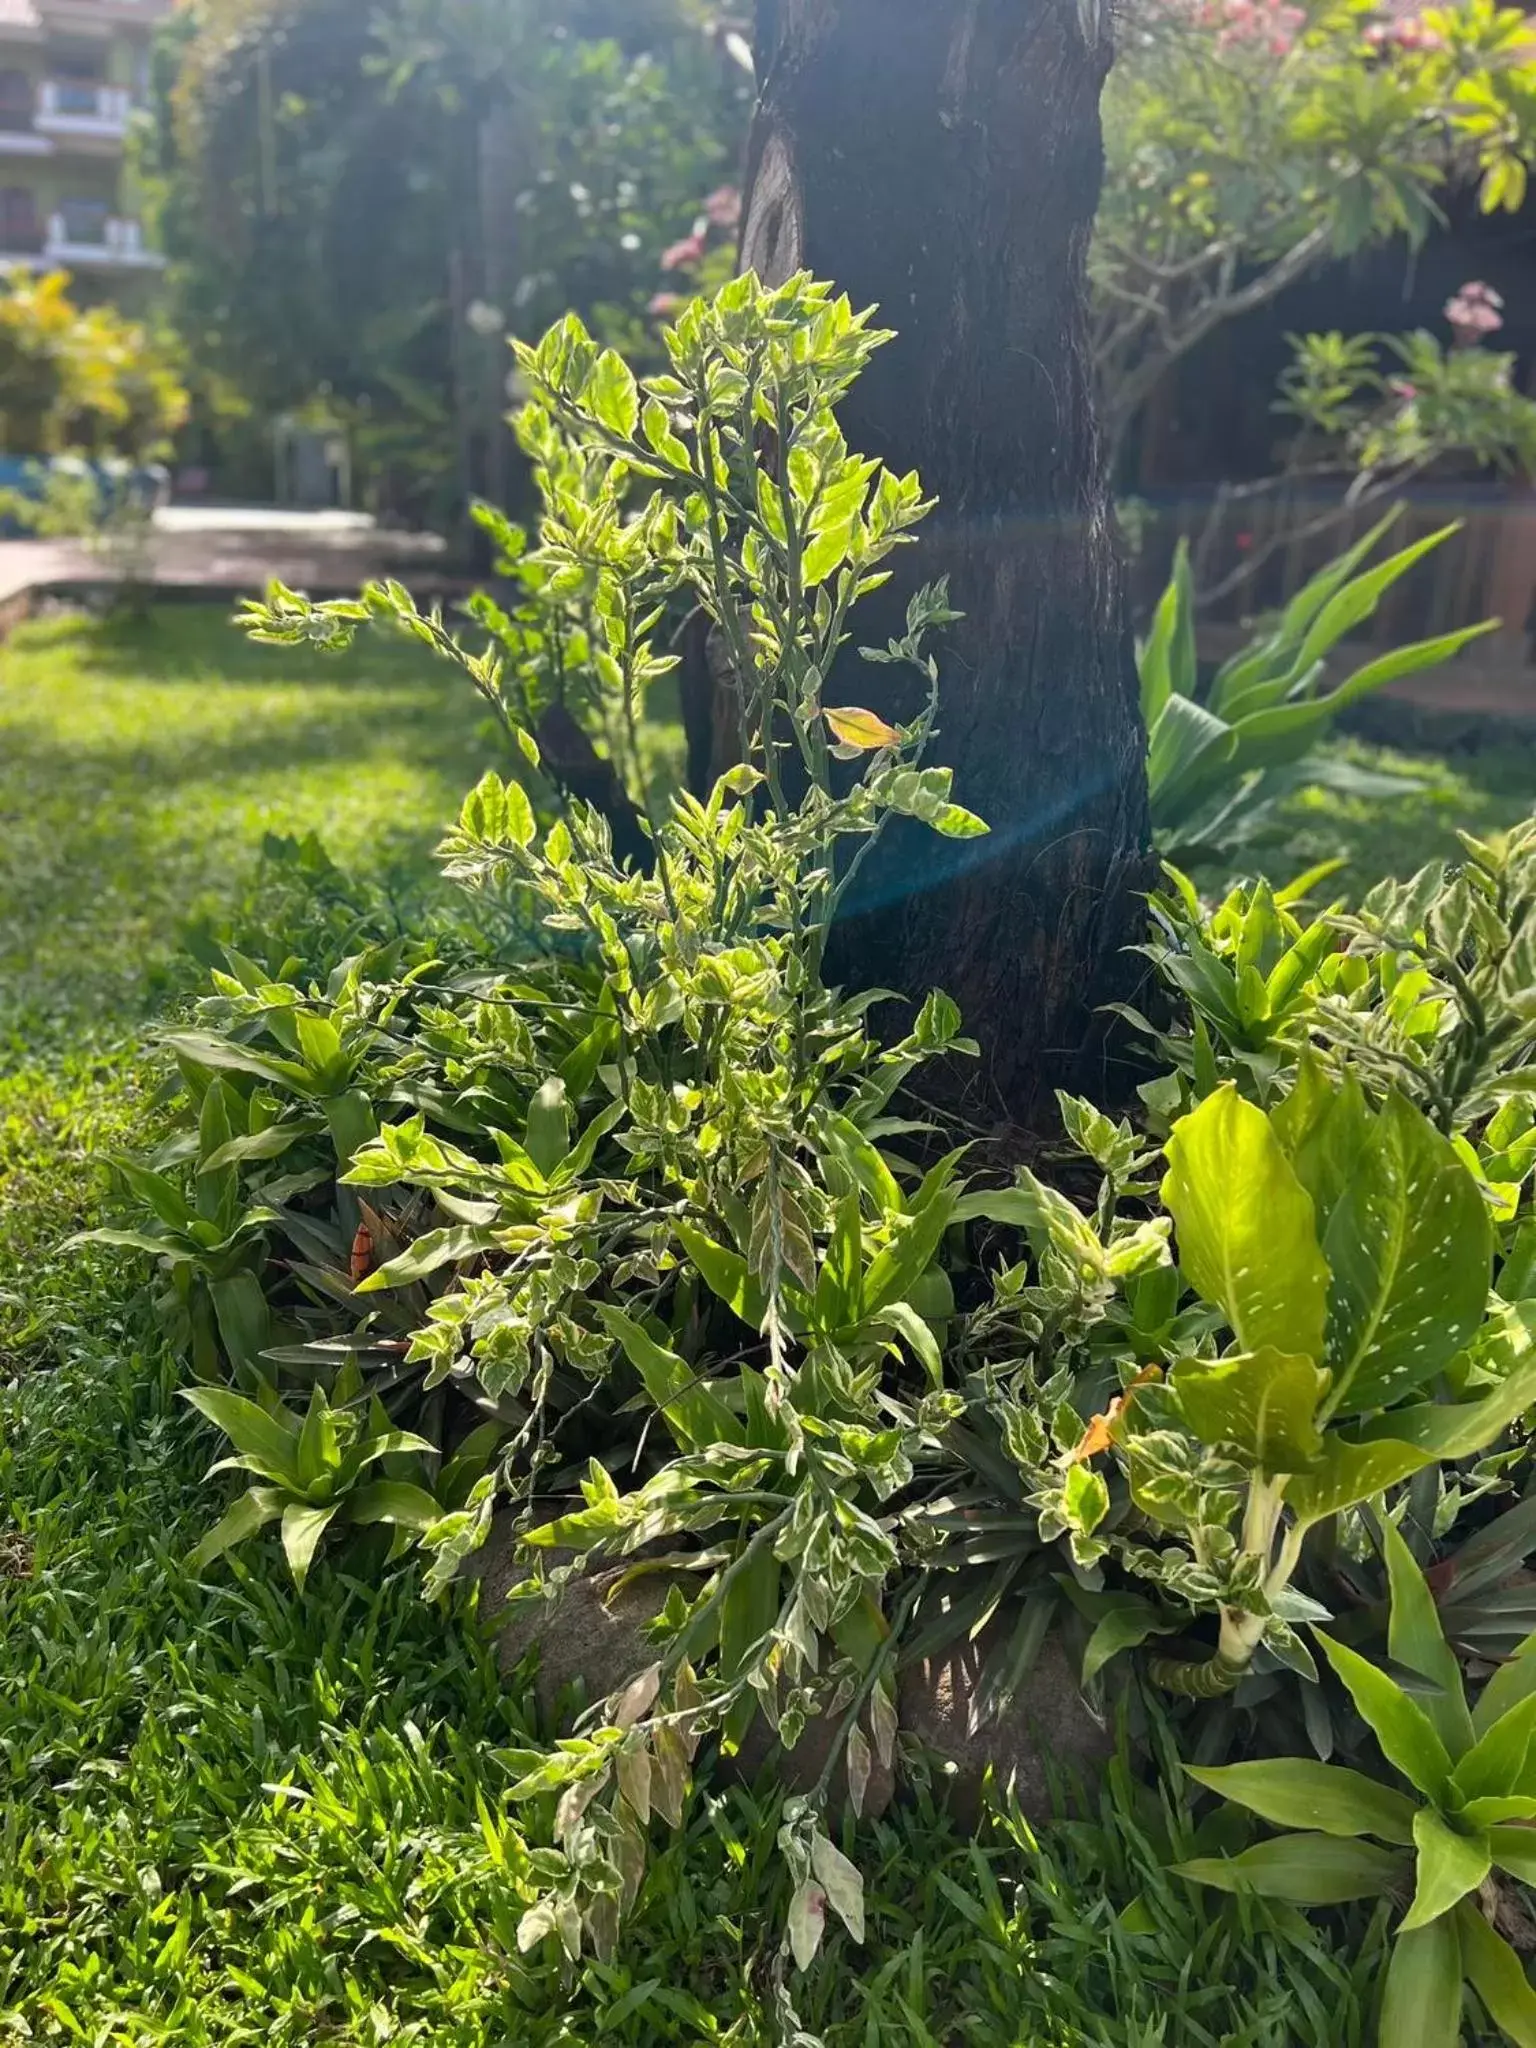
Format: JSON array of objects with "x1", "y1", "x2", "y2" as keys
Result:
[{"x1": 83, "y1": 274, "x2": 1536, "y2": 2039}]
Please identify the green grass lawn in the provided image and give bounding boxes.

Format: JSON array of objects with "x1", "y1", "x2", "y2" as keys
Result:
[{"x1": 0, "y1": 604, "x2": 1516, "y2": 2043}]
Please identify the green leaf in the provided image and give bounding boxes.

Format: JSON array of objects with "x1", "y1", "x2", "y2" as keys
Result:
[
  {"x1": 1146, "y1": 693, "x2": 1237, "y2": 831},
  {"x1": 1323, "y1": 1094, "x2": 1493, "y2": 1417},
  {"x1": 295, "y1": 1385, "x2": 340, "y2": 1492},
  {"x1": 1379, "y1": 1915, "x2": 1464, "y2": 2048},
  {"x1": 1378, "y1": 1508, "x2": 1473, "y2": 1759},
  {"x1": 1451, "y1": 1692, "x2": 1536, "y2": 1806},
  {"x1": 1138, "y1": 537, "x2": 1196, "y2": 728},
  {"x1": 1285, "y1": 1435, "x2": 1433, "y2": 1530},
  {"x1": 676, "y1": 1222, "x2": 769, "y2": 1332},
  {"x1": 353, "y1": 1225, "x2": 497, "y2": 1292},
  {"x1": 349, "y1": 1480, "x2": 442, "y2": 1532},
  {"x1": 1363, "y1": 1350, "x2": 1536, "y2": 1463},
  {"x1": 161, "y1": 1030, "x2": 315, "y2": 1095},
  {"x1": 1081, "y1": 1594, "x2": 1179, "y2": 1685},
  {"x1": 861, "y1": 1167, "x2": 960, "y2": 1316},
  {"x1": 1456, "y1": 1902, "x2": 1536, "y2": 2048},
  {"x1": 1162, "y1": 1087, "x2": 1328, "y2": 1358},
  {"x1": 1491, "y1": 1824, "x2": 1536, "y2": 1886},
  {"x1": 1172, "y1": 1832, "x2": 1405, "y2": 1904},
  {"x1": 588, "y1": 347, "x2": 639, "y2": 437},
  {"x1": 1402, "y1": 1807, "x2": 1491, "y2": 1932},
  {"x1": 186, "y1": 1487, "x2": 286, "y2": 1572},
  {"x1": 294, "y1": 1011, "x2": 348, "y2": 1090},
  {"x1": 876, "y1": 1300, "x2": 944, "y2": 1388},
  {"x1": 280, "y1": 1501, "x2": 339, "y2": 1589},
  {"x1": 1184, "y1": 1759, "x2": 1417, "y2": 1844},
  {"x1": 1169, "y1": 1347, "x2": 1327, "y2": 1473},
  {"x1": 597, "y1": 1305, "x2": 743, "y2": 1452},
  {"x1": 1315, "y1": 1630, "x2": 1454, "y2": 1801},
  {"x1": 1474, "y1": 1649, "x2": 1536, "y2": 1739},
  {"x1": 181, "y1": 1386, "x2": 301, "y2": 1485},
  {"x1": 720, "y1": 1544, "x2": 781, "y2": 1751},
  {"x1": 523, "y1": 1076, "x2": 570, "y2": 1178}
]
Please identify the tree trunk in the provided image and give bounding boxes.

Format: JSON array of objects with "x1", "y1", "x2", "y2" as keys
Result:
[{"x1": 732, "y1": 0, "x2": 1152, "y2": 1127}]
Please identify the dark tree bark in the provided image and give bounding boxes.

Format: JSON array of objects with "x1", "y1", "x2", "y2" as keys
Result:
[{"x1": 729, "y1": 0, "x2": 1152, "y2": 1127}]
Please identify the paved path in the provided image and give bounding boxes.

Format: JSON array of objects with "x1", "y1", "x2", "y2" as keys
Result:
[{"x1": 0, "y1": 505, "x2": 457, "y2": 607}]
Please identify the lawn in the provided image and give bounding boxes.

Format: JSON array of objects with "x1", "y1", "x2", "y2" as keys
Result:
[{"x1": 0, "y1": 603, "x2": 1521, "y2": 2044}]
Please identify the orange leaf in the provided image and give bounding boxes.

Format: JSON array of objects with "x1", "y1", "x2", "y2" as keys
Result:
[
  {"x1": 1066, "y1": 1365, "x2": 1162, "y2": 1464},
  {"x1": 825, "y1": 705, "x2": 902, "y2": 751}
]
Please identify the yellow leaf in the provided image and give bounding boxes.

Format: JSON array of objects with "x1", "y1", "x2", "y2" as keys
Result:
[{"x1": 825, "y1": 706, "x2": 902, "y2": 751}]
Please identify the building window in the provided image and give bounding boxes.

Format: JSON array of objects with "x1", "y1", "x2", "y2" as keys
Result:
[
  {"x1": 0, "y1": 187, "x2": 41, "y2": 253},
  {"x1": 0, "y1": 72, "x2": 34, "y2": 134}
]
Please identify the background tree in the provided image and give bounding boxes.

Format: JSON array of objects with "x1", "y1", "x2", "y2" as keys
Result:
[
  {"x1": 141, "y1": 0, "x2": 751, "y2": 518},
  {"x1": 725, "y1": 0, "x2": 1151, "y2": 1125},
  {"x1": 1095, "y1": 0, "x2": 1536, "y2": 591}
]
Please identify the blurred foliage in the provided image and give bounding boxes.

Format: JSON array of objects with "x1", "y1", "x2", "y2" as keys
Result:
[
  {"x1": 141, "y1": 0, "x2": 750, "y2": 520},
  {"x1": 0, "y1": 269, "x2": 188, "y2": 461}
]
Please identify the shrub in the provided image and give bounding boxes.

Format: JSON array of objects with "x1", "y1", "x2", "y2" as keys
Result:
[{"x1": 85, "y1": 277, "x2": 1536, "y2": 2007}]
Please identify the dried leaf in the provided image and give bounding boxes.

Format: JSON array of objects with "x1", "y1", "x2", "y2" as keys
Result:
[{"x1": 825, "y1": 706, "x2": 901, "y2": 751}]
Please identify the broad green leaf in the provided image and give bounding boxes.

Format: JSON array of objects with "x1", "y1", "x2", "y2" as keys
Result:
[
  {"x1": 161, "y1": 1030, "x2": 315, "y2": 1095},
  {"x1": 1475, "y1": 1648, "x2": 1536, "y2": 1739},
  {"x1": 1460, "y1": 1795, "x2": 1536, "y2": 1826},
  {"x1": 523, "y1": 1076, "x2": 571, "y2": 1178},
  {"x1": 280, "y1": 1501, "x2": 339, "y2": 1589},
  {"x1": 1138, "y1": 537, "x2": 1196, "y2": 728},
  {"x1": 1363, "y1": 1351, "x2": 1536, "y2": 1463},
  {"x1": 181, "y1": 1386, "x2": 301, "y2": 1483},
  {"x1": 588, "y1": 347, "x2": 639, "y2": 437},
  {"x1": 1378, "y1": 1509, "x2": 1473, "y2": 1758},
  {"x1": 1402, "y1": 1806, "x2": 1490, "y2": 1931},
  {"x1": 876, "y1": 1300, "x2": 944, "y2": 1388},
  {"x1": 1323, "y1": 1093, "x2": 1493, "y2": 1417},
  {"x1": 1169, "y1": 1347, "x2": 1327, "y2": 1472},
  {"x1": 1451, "y1": 1692, "x2": 1536, "y2": 1805},
  {"x1": 1379, "y1": 1915, "x2": 1464, "y2": 2048},
  {"x1": 1457, "y1": 1902, "x2": 1536, "y2": 2048},
  {"x1": 295, "y1": 1385, "x2": 340, "y2": 1492},
  {"x1": 1172, "y1": 1832, "x2": 1405, "y2": 1904},
  {"x1": 1081, "y1": 1594, "x2": 1178, "y2": 1686},
  {"x1": 1492, "y1": 1824, "x2": 1536, "y2": 1886},
  {"x1": 1184, "y1": 1759, "x2": 1417, "y2": 1844},
  {"x1": 293, "y1": 1011, "x2": 348, "y2": 1090},
  {"x1": 598, "y1": 1304, "x2": 743, "y2": 1452},
  {"x1": 815, "y1": 1190, "x2": 864, "y2": 1330},
  {"x1": 1147, "y1": 693, "x2": 1237, "y2": 830},
  {"x1": 1162, "y1": 1087, "x2": 1328, "y2": 1359},
  {"x1": 186, "y1": 1487, "x2": 286, "y2": 1572},
  {"x1": 1294, "y1": 522, "x2": 1461, "y2": 674},
  {"x1": 1272, "y1": 1058, "x2": 1373, "y2": 1237},
  {"x1": 1286, "y1": 1435, "x2": 1433, "y2": 1530},
  {"x1": 208, "y1": 1271, "x2": 272, "y2": 1373},
  {"x1": 719, "y1": 1543, "x2": 781, "y2": 1751},
  {"x1": 1315, "y1": 1630, "x2": 1454, "y2": 1800},
  {"x1": 353, "y1": 1225, "x2": 497, "y2": 1292},
  {"x1": 861, "y1": 1168, "x2": 960, "y2": 1316},
  {"x1": 676, "y1": 1223, "x2": 769, "y2": 1331},
  {"x1": 349, "y1": 1480, "x2": 442, "y2": 1531}
]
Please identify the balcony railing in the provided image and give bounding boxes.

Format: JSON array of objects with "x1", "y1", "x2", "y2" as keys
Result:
[
  {"x1": 36, "y1": 81, "x2": 133, "y2": 135},
  {"x1": 40, "y1": 211, "x2": 162, "y2": 264}
]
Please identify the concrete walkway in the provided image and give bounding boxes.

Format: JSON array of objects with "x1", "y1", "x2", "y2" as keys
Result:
[{"x1": 0, "y1": 505, "x2": 457, "y2": 608}]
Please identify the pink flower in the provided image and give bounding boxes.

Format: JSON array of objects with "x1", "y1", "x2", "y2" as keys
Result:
[
  {"x1": 1235, "y1": 530, "x2": 1255, "y2": 552},
  {"x1": 647, "y1": 292, "x2": 683, "y2": 318},
  {"x1": 1445, "y1": 281, "x2": 1505, "y2": 341},
  {"x1": 703, "y1": 185, "x2": 742, "y2": 229},
  {"x1": 661, "y1": 233, "x2": 706, "y2": 271},
  {"x1": 1390, "y1": 377, "x2": 1418, "y2": 400}
]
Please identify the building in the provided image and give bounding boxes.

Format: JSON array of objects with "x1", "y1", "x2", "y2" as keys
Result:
[{"x1": 0, "y1": 0, "x2": 170, "y2": 292}]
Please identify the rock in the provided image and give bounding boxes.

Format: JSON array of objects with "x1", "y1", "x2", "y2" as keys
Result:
[
  {"x1": 897, "y1": 1627, "x2": 1112, "y2": 1827},
  {"x1": 474, "y1": 1518, "x2": 1108, "y2": 1823}
]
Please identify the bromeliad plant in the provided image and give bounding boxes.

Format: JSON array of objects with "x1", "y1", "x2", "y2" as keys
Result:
[
  {"x1": 1178, "y1": 1513, "x2": 1536, "y2": 2047},
  {"x1": 1140, "y1": 515, "x2": 1496, "y2": 861}
]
